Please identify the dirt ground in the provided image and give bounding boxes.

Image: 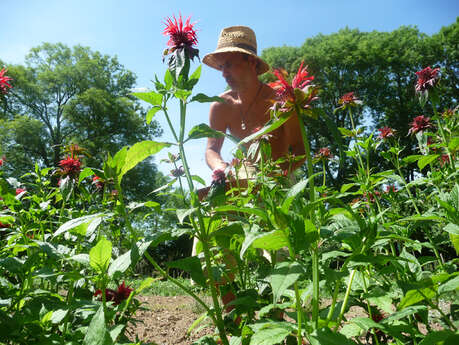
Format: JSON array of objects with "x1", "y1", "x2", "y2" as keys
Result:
[{"x1": 127, "y1": 295, "x2": 214, "y2": 345}]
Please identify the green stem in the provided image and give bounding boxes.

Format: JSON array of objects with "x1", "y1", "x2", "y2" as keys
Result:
[
  {"x1": 335, "y1": 268, "x2": 357, "y2": 329},
  {"x1": 295, "y1": 105, "x2": 319, "y2": 330}
]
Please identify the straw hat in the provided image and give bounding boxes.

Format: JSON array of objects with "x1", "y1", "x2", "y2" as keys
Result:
[{"x1": 203, "y1": 26, "x2": 269, "y2": 75}]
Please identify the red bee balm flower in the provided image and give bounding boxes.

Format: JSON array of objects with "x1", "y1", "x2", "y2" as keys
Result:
[
  {"x1": 408, "y1": 115, "x2": 435, "y2": 135},
  {"x1": 269, "y1": 62, "x2": 317, "y2": 112},
  {"x1": 94, "y1": 281, "x2": 133, "y2": 305},
  {"x1": 59, "y1": 156, "x2": 81, "y2": 177},
  {"x1": 377, "y1": 127, "x2": 395, "y2": 140},
  {"x1": 163, "y1": 15, "x2": 198, "y2": 51},
  {"x1": 338, "y1": 92, "x2": 362, "y2": 106},
  {"x1": 0, "y1": 68, "x2": 13, "y2": 94},
  {"x1": 315, "y1": 147, "x2": 333, "y2": 160},
  {"x1": 415, "y1": 66, "x2": 440, "y2": 93},
  {"x1": 15, "y1": 188, "x2": 26, "y2": 195}
]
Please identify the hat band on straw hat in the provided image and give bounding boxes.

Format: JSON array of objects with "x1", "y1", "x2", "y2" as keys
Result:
[{"x1": 217, "y1": 42, "x2": 257, "y2": 54}]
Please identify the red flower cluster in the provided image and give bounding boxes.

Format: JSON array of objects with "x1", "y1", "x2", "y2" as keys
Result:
[
  {"x1": 363, "y1": 190, "x2": 381, "y2": 203},
  {"x1": 385, "y1": 185, "x2": 397, "y2": 193},
  {"x1": 315, "y1": 147, "x2": 333, "y2": 160},
  {"x1": 92, "y1": 176, "x2": 104, "y2": 189},
  {"x1": 59, "y1": 156, "x2": 82, "y2": 177},
  {"x1": 338, "y1": 92, "x2": 362, "y2": 106},
  {"x1": 415, "y1": 66, "x2": 440, "y2": 93},
  {"x1": 269, "y1": 62, "x2": 317, "y2": 112},
  {"x1": 211, "y1": 168, "x2": 226, "y2": 184},
  {"x1": 94, "y1": 281, "x2": 133, "y2": 305},
  {"x1": 0, "y1": 68, "x2": 12, "y2": 94},
  {"x1": 408, "y1": 115, "x2": 435, "y2": 135},
  {"x1": 439, "y1": 154, "x2": 451, "y2": 167},
  {"x1": 15, "y1": 188, "x2": 26, "y2": 195},
  {"x1": 0, "y1": 157, "x2": 4, "y2": 167},
  {"x1": 163, "y1": 15, "x2": 198, "y2": 51},
  {"x1": 377, "y1": 127, "x2": 395, "y2": 140}
]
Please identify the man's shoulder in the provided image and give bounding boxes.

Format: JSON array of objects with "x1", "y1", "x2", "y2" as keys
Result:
[{"x1": 210, "y1": 90, "x2": 236, "y2": 111}]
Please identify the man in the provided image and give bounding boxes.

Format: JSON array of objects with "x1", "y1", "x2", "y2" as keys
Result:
[{"x1": 202, "y1": 26, "x2": 305, "y2": 174}]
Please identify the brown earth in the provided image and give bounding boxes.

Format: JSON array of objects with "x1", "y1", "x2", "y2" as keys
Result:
[{"x1": 127, "y1": 295, "x2": 214, "y2": 345}]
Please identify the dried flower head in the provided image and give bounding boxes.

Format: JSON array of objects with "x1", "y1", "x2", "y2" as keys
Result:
[
  {"x1": 315, "y1": 147, "x2": 333, "y2": 160},
  {"x1": 338, "y1": 92, "x2": 362, "y2": 107},
  {"x1": 170, "y1": 166, "x2": 185, "y2": 177}
]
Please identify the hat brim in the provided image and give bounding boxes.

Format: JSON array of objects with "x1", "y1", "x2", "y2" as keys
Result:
[{"x1": 203, "y1": 48, "x2": 269, "y2": 75}]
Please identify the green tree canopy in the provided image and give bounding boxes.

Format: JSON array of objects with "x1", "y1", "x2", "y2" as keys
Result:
[{"x1": 0, "y1": 42, "x2": 164, "y2": 199}]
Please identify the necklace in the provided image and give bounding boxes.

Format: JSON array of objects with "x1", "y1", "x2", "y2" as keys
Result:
[{"x1": 238, "y1": 83, "x2": 263, "y2": 130}]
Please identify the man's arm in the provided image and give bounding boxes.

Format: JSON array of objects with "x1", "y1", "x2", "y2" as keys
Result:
[
  {"x1": 205, "y1": 101, "x2": 228, "y2": 171},
  {"x1": 279, "y1": 112, "x2": 306, "y2": 170}
]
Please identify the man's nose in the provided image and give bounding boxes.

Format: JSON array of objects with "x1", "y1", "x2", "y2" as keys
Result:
[{"x1": 222, "y1": 66, "x2": 230, "y2": 78}]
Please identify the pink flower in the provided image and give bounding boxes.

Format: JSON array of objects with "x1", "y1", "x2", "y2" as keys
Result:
[
  {"x1": 0, "y1": 157, "x2": 4, "y2": 167},
  {"x1": 0, "y1": 68, "x2": 12, "y2": 94},
  {"x1": 415, "y1": 66, "x2": 440, "y2": 93},
  {"x1": 408, "y1": 115, "x2": 435, "y2": 135},
  {"x1": 163, "y1": 15, "x2": 198, "y2": 52},
  {"x1": 377, "y1": 127, "x2": 395, "y2": 140},
  {"x1": 94, "y1": 281, "x2": 133, "y2": 305},
  {"x1": 269, "y1": 62, "x2": 318, "y2": 112},
  {"x1": 439, "y1": 154, "x2": 451, "y2": 167},
  {"x1": 385, "y1": 185, "x2": 397, "y2": 193},
  {"x1": 170, "y1": 166, "x2": 185, "y2": 177},
  {"x1": 92, "y1": 176, "x2": 104, "y2": 189},
  {"x1": 59, "y1": 156, "x2": 82, "y2": 177}
]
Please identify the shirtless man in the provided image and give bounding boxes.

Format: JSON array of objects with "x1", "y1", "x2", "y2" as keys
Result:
[{"x1": 202, "y1": 26, "x2": 305, "y2": 173}]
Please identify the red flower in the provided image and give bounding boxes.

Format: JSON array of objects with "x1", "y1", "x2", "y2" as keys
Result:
[
  {"x1": 385, "y1": 185, "x2": 397, "y2": 193},
  {"x1": 315, "y1": 147, "x2": 333, "y2": 160},
  {"x1": 163, "y1": 15, "x2": 198, "y2": 51},
  {"x1": 212, "y1": 168, "x2": 226, "y2": 184},
  {"x1": 415, "y1": 66, "x2": 440, "y2": 93},
  {"x1": 94, "y1": 281, "x2": 133, "y2": 305},
  {"x1": 338, "y1": 92, "x2": 362, "y2": 106},
  {"x1": 0, "y1": 222, "x2": 11, "y2": 228},
  {"x1": 377, "y1": 127, "x2": 395, "y2": 140},
  {"x1": 439, "y1": 154, "x2": 451, "y2": 167},
  {"x1": 59, "y1": 156, "x2": 82, "y2": 177},
  {"x1": 408, "y1": 115, "x2": 435, "y2": 135},
  {"x1": 0, "y1": 68, "x2": 12, "y2": 94},
  {"x1": 363, "y1": 190, "x2": 381, "y2": 203},
  {"x1": 269, "y1": 62, "x2": 317, "y2": 112},
  {"x1": 15, "y1": 188, "x2": 26, "y2": 195},
  {"x1": 0, "y1": 157, "x2": 4, "y2": 167},
  {"x1": 92, "y1": 176, "x2": 104, "y2": 189}
]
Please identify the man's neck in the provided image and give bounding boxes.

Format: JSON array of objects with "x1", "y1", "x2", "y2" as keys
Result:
[{"x1": 236, "y1": 79, "x2": 262, "y2": 103}]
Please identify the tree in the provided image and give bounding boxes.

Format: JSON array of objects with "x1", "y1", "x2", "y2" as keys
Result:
[{"x1": 0, "y1": 43, "x2": 162, "y2": 181}]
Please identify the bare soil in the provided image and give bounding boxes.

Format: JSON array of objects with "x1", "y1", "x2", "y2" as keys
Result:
[{"x1": 127, "y1": 295, "x2": 214, "y2": 345}]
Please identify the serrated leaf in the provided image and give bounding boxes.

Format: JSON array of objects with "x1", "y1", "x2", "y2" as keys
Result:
[
  {"x1": 135, "y1": 277, "x2": 159, "y2": 294},
  {"x1": 167, "y1": 256, "x2": 206, "y2": 287},
  {"x1": 176, "y1": 207, "x2": 198, "y2": 224},
  {"x1": 190, "y1": 93, "x2": 224, "y2": 103},
  {"x1": 249, "y1": 322, "x2": 294, "y2": 345},
  {"x1": 402, "y1": 155, "x2": 423, "y2": 164},
  {"x1": 418, "y1": 154, "x2": 439, "y2": 170},
  {"x1": 438, "y1": 275, "x2": 459, "y2": 294},
  {"x1": 399, "y1": 288, "x2": 435, "y2": 309},
  {"x1": 132, "y1": 91, "x2": 163, "y2": 106},
  {"x1": 83, "y1": 305, "x2": 112, "y2": 345},
  {"x1": 187, "y1": 123, "x2": 225, "y2": 141},
  {"x1": 89, "y1": 237, "x2": 112, "y2": 273},
  {"x1": 54, "y1": 213, "x2": 106, "y2": 238},
  {"x1": 146, "y1": 107, "x2": 161, "y2": 124},
  {"x1": 78, "y1": 167, "x2": 95, "y2": 184},
  {"x1": 281, "y1": 179, "x2": 307, "y2": 212},
  {"x1": 269, "y1": 262, "x2": 303, "y2": 304}
]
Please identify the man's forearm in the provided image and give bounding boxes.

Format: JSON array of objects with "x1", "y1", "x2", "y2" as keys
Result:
[{"x1": 205, "y1": 149, "x2": 228, "y2": 171}]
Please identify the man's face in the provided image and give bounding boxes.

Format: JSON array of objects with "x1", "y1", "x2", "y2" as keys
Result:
[{"x1": 218, "y1": 53, "x2": 256, "y2": 89}]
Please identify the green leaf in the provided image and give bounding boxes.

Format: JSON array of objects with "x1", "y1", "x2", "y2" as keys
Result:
[
  {"x1": 174, "y1": 89, "x2": 192, "y2": 101},
  {"x1": 238, "y1": 115, "x2": 290, "y2": 147},
  {"x1": 187, "y1": 123, "x2": 225, "y2": 141},
  {"x1": 310, "y1": 327, "x2": 357, "y2": 345},
  {"x1": 164, "y1": 69, "x2": 173, "y2": 90},
  {"x1": 135, "y1": 277, "x2": 159, "y2": 294},
  {"x1": 249, "y1": 322, "x2": 294, "y2": 345},
  {"x1": 118, "y1": 141, "x2": 172, "y2": 182},
  {"x1": 191, "y1": 175, "x2": 206, "y2": 186},
  {"x1": 146, "y1": 107, "x2": 161, "y2": 124},
  {"x1": 383, "y1": 305, "x2": 427, "y2": 324},
  {"x1": 50, "y1": 309, "x2": 68, "y2": 324},
  {"x1": 190, "y1": 93, "x2": 225, "y2": 103},
  {"x1": 83, "y1": 305, "x2": 112, "y2": 345},
  {"x1": 240, "y1": 229, "x2": 289, "y2": 258},
  {"x1": 269, "y1": 262, "x2": 304, "y2": 303},
  {"x1": 187, "y1": 65, "x2": 201, "y2": 89},
  {"x1": 418, "y1": 154, "x2": 440, "y2": 170},
  {"x1": 448, "y1": 136, "x2": 459, "y2": 152},
  {"x1": 89, "y1": 237, "x2": 112, "y2": 273},
  {"x1": 214, "y1": 205, "x2": 268, "y2": 222},
  {"x1": 281, "y1": 179, "x2": 307, "y2": 212},
  {"x1": 398, "y1": 288, "x2": 435, "y2": 309},
  {"x1": 444, "y1": 223, "x2": 459, "y2": 235},
  {"x1": 419, "y1": 330, "x2": 459, "y2": 345},
  {"x1": 176, "y1": 207, "x2": 198, "y2": 224},
  {"x1": 78, "y1": 167, "x2": 95, "y2": 184},
  {"x1": 54, "y1": 213, "x2": 106, "y2": 238},
  {"x1": 449, "y1": 233, "x2": 459, "y2": 255},
  {"x1": 167, "y1": 256, "x2": 206, "y2": 287},
  {"x1": 131, "y1": 91, "x2": 163, "y2": 106},
  {"x1": 402, "y1": 154, "x2": 423, "y2": 164},
  {"x1": 338, "y1": 127, "x2": 355, "y2": 138},
  {"x1": 438, "y1": 275, "x2": 459, "y2": 294}
]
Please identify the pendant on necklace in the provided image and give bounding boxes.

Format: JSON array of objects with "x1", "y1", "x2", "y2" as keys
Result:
[{"x1": 241, "y1": 122, "x2": 246, "y2": 130}]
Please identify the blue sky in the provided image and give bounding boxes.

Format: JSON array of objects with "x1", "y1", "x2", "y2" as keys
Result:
[{"x1": 2, "y1": 0, "x2": 458, "y2": 185}]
